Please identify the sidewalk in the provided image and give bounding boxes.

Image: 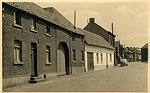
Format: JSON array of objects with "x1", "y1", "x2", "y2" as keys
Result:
[{"x1": 3, "y1": 67, "x2": 115, "y2": 92}]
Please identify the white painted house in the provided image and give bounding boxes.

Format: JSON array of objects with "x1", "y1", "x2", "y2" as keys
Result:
[{"x1": 83, "y1": 30, "x2": 115, "y2": 72}]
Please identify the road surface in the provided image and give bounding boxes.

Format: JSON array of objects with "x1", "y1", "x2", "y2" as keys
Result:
[{"x1": 4, "y1": 62, "x2": 148, "y2": 92}]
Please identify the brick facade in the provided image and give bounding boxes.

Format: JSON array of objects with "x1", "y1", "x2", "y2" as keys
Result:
[{"x1": 2, "y1": 3, "x2": 85, "y2": 88}]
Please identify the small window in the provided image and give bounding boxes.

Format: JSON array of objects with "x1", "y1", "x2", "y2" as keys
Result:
[
  {"x1": 73, "y1": 49, "x2": 76, "y2": 62},
  {"x1": 14, "y1": 11, "x2": 21, "y2": 26},
  {"x1": 110, "y1": 54, "x2": 112, "y2": 62},
  {"x1": 81, "y1": 36, "x2": 84, "y2": 43},
  {"x1": 46, "y1": 46, "x2": 51, "y2": 64},
  {"x1": 31, "y1": 18, "x2": 36, "y2": 30},
  {"x1": 81, "y1": 51, "x2": 84, "y2": 62},
  {"x1": 101, "y1": 53, "x2": 103, "y2": 64},
  {"x1": 14, "y1": 40, "x2": 22, "y2": 64},
  {"x1": 97, "y1": 53, "x2": 99, "y2": 64},
  {"x1": 46, "y1": 24, "x2": 51, "y2": 36},
  {"x1": 72, "y1": 34, "x2": 75, "y2": 41}
]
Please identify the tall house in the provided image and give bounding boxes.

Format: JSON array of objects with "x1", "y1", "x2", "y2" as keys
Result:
[{"x1": 84, "y1": 18, "x2": 115, "y2": 47}]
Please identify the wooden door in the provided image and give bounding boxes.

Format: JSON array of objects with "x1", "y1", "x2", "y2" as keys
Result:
[
  {"x1": 87, "y1": 52, "x2": 94, "y2": 70},
  {"x1": 57, "y1": 44, "x2": 66, "y2": 76},
  {"x1": 31, "y1": 43, "x2": 37, "y2": 76}
]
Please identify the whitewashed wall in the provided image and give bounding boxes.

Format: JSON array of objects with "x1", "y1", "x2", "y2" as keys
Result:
[{"x1": 85, "y1": 44, "x2": 115, "y2": 72}]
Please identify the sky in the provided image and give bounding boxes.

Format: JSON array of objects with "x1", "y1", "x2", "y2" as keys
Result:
[{"x1": 34, "y1": 2, "x2": 148, "y2": 48}]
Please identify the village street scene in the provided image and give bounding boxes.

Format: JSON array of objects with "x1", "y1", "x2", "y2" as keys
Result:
[{"x1": 2, "y1": 2, "x2": 148, "y2": 92}]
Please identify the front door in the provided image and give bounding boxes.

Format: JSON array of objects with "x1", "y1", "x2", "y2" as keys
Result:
[
  {"x1": 87, "y1": 52, "x2": 94, "y2": 70},
  {"x1": 31, "y1": 43, "x2": 37, "y2": 76}
]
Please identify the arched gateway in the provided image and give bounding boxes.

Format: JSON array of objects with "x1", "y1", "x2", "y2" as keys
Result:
[{"x1": 57, "y1": 42, "x2": 70, "y2": 76}]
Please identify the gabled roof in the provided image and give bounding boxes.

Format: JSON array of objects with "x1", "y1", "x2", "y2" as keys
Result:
[
  {"x1": 84, "y1": 22, "x2": 115, "y2": 37},
  {"x1": 82, "y1": 30, "x2": 115, "y2": 50},
  {"x1": 4, "y1": 2, "x2": 84, "y2": 35},
  {"x1": 142, "y1": 43, "x2": 148, "y2": 49},
  {"x1": 44, "y1": 7, "x2": 84, "y2": 35},
  {"x1": 125, "y1": 47, "x2": 133, "y2": 53}
]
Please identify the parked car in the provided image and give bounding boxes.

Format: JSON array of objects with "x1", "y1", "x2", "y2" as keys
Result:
[{"x1": 120, "y1": 58, "x2": 128, "y2": 66}]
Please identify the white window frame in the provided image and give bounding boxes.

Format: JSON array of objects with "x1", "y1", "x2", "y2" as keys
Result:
[
  {"x1": 81, "y1": 36, "x2": 84, "y2": 43},
  {"x1": 73, "y1": 49, "x2": 76, "y2": 62},
  {"x1": 30, "y1": 18, "x2": 37, "y2": 32},
  {"x1": 13, "y1": 11, "x2": 23, "y2": 29},
  {"x1": 14, "y1": 41, "x2": 23, "y2": 64},
  {"x1": 46, "y1": 46, "x2": 51, "y2": 64},
  {"x1": 45, "y1": 24, "x2": 51, "y2": 36}
]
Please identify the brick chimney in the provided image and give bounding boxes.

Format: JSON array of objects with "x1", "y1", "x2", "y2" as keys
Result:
[{"x1": 89, "y1": 18, "x2": 95, "y2": 23}]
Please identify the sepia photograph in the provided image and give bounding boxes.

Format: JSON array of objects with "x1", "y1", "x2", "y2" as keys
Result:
[{"x1": 2, "y1": 1, "x2": 148, "y2": 92}]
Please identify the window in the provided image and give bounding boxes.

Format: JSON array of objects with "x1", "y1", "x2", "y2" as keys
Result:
[
  {"x1": 110, "y1": 54, "x2": 112, "y2": 62},
  {"x1": 73, "y1": 49, "x2": 76, "y2": 62},
  {"x1": 97, "y1": 53, "x2": 99, "y2": 64},
  {"x1": 31, "y1": 18, "x2": 36, "y2": 31},
  {"x1": 81, "y1": 51, "x2": 84, "y2": 62},
  {"x1": 46, "y1": 46, "x2": 51, "y2": 64},
  {"x1": 72, "y1": 34, "x2": 75, "y2": 41},
  {"x1": 101, "y1": 53, "x2": 103, "y2": 64},
  {"x1": 81, "y1": 36, "x2": 84, "y2": 43},
  {"x1": 14, "y1": 11, "x2": 21, "y2": 26},
  {"x1": 14, "y1": 40, "x2": 22, "y2": 64},
  {"x1": 46, "y1": 24, "x2": 51, "y2": 36}
]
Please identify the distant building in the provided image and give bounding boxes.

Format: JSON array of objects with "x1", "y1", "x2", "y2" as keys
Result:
[
  {"x1": 124, "y1": 47, "x2": 134, "y2": 62},
  {"x1": 83, "y1": 30, "x2": 115, "y2": 72},
  {"x1": 124, "y1": 47, "x2": 141, "y2": 62},
  {"x1": 84, "y1": 18, "x2": 115, "y2": 47},
  {"x1": 141, "y1": 43, "x2": 148, "y2": 62}
]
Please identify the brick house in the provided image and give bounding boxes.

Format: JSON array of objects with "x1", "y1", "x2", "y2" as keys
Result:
[
  {"x1": 2, "y1": 2, "x2": 85, "y2": 88},
  {"x1": 84, "y1": 18, "x2": 115, "y2": 47},
  {"x1": 82, "y1": 30, "x2": 115, "y2": 72}
]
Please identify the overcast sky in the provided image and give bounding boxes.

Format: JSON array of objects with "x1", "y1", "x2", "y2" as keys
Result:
[{"x1": 34, "y1": 2, "x2": 148, "y2": 48}]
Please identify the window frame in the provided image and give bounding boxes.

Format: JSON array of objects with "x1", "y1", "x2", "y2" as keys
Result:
[
  {"x1": 101, "y1": 53, "x2": 103, "y2": 64},
  {"x1": 30, "y1": 18, "x2": 37, "y2": 32},
  {"x1": 13, "y1": 11, "x2": 23, "y2": 29},
  {"x1": 72, "y1": 49, "x2": 76, "y2": 62},
  {"x1": 110, "y1": 54, "x2": 112, "y2": 62},
  {"x1": 14, "y1": 11, "x2": 21, "y2": 26},
  {"x1": 81, "y1": 36, "x2": 84, "y2": 43},
  {"x1": 72, "y1": 34, "x2": 75, "y2": 41},
  {"x1": 14, "y1": 40, "x2": 23, "y2": 65},
  {"x1": 46, "y1": 46, "x2": 51, "y2": 65},
  {"x1": 45, "y1": 24, "x2": 51, "y2": 36},
  {"x1": 81, "y1": 51, "x2": 84, "y2": 62},
  {"x1": 97, "y1": 53, "x2": 99, "y2": 64}
]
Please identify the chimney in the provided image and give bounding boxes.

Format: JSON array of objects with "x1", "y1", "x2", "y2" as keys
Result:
[
  {"x1": 111, "y1": 23, "x2": 114, "y2": 34},
  {"x1": 89, "y1": 18, "x2": 95, "y2": 23}
]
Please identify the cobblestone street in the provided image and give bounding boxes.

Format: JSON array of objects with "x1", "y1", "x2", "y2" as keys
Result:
[{"x1": 4, "y1": 62, "x2": 147, "y2": 92}]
